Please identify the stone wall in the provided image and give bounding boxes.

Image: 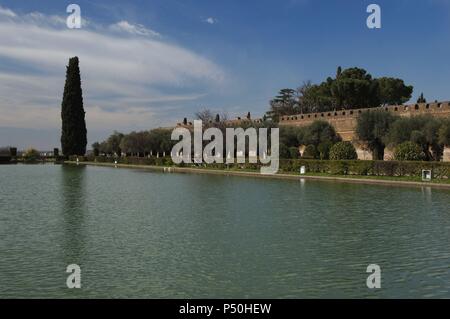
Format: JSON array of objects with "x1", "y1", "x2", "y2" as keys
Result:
[
  {"x1": 279, "y1": 101, "x2": 450, "y2": 141},
  {"x1": 176, "y1": 102, "x2": 450, "y2": 161},
  {"x1": 279, "y1": 101, "x2": 450, "y2": 161}
]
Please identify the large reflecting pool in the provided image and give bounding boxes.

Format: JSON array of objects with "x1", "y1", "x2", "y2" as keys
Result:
[{"x1": 0, "y1": 164, "x2": 449, "y2": 298}]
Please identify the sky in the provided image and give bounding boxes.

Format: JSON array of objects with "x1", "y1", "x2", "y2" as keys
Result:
[{"x1": 0, "y1": 0, "x2": 450, "y2": 150}]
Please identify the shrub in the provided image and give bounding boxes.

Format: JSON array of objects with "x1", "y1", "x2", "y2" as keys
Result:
[
  {"x1": 329, "y1": 142, "x2": 358, "y2": 160},
  {"x1": 356, "y1": 110, "x2": 397, "y2": 160},
  {"x1": 317, "y1": 141, "x2": 332, "y2": 160},
  {"x1": 394, "y1": 142, "x2": 424, "y2": 161},
  {"x1": 288, "y1": 147, "x2": 300, "y2": 159},
  {"x1": 279, "y1": 143, "x2": 290, "y2": 159},
  {"x1": 302, "y1": 145, "x2": 318, "y2": 159}
]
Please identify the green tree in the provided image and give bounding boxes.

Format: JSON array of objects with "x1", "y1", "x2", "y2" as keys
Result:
[
  {"x1": 417, "y1": 93, "x2": 426, "y2": 103},
  {"x1": 356, "y1": 110, "x2": 396, "y2": 160},
  {"x1": 280, "y1": 126, "x2": 302, "y2": 148},
  {"x1": 297, "y1": 81, "x2": 334, "y2": 113},
  {"x1": 377, "y1": 77, "x2": 413, "y2": 105},
  {"x1": 329, "y1": 142, "x2": 358, "y2": 160},
  {"x1": 61, "y1": 57, "x2": 87, "y2": 156},
  {"x1": 302, "y1": 120, "x2": 341, "y2": 154},
  {"x1": 274, "y1": 67, "x2": 414, "y2": 116},
  {"x1": 288, "y1": 147, "x2": 300, "y2": 159},
  {"x1": 394, "y1": 141, "x2": 424, "y2": 161},
  {"x1": 438, "y1": 119, "x2": 450, "y2": 146},
  {"x1": 266, "y1": 88, "x2": 298, "y2": 121},
  {"x1": 92, "y1": 142, "x2": 100, "y2": 156},
  {"x1": 107, "y1": 131, "x2": 124, "y2": 156},
  {"x1": 330, "y1": 67, "x2": 380, "y2": 109},
  {"x1": 386, "y1": 115, "x2": 443, "y2": 160}
]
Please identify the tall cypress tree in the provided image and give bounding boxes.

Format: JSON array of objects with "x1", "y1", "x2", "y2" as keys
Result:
[{"x1": 61, "y1": 56, "x2": 87, "y2": 156}]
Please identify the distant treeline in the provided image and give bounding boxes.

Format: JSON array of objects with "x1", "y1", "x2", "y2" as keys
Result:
[
  {"x1": 265, "y1": 66, "x2": 416, "y2": 121},
  {"x1": 93, "y1": 112, "x2": 450, "y2": 162}
]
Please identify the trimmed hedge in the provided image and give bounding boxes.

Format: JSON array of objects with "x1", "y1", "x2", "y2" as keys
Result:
[
  {"x1": 279, "y1": 159, "x2": 450, "y2": 179},
  {"x1": 67, "y1": 156, "x2": 450, "y2": 179}
]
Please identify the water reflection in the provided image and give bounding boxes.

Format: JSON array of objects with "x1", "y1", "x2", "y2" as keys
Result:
[{"x1": 60, "y1": 165, "x2": 87, "y2": 265}]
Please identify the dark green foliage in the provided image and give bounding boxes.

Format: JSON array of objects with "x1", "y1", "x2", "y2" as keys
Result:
[
  {"x1": 61, "y1": 56, "x2": 87, "y2": 156},
  {"x1": 10, "y1": 147, "x2": 17, "y2": 157},
  {"x1": 53, "y1": 148, "x2": 59, "y2": 157},
  {"x1": 302, "y1": 145, "x2": 318, "y2": 159},
  {"x1": 279, "y1": 143, "x2": 290, "y2": 159},
  {"x1": 113, "y1": 128, "x2": 174, "y2": 155},
  {"x1": 394, "y1": 142, "x2": 424, "y2": 161},
  {"x1": 438, "y1": 119, "x2": 450, "y2": 146},
  {"x1": 417, "y1": 93, "x2": 426, "y2": 103},
  {"x1": 266, "y1": 88, "x2": 298, "y2": 121},
  {"x1": 329, "y1": 142, "x2": 358, "y2": 160},
  {"x1": 92, "y1": 142, "x2": 100, "y2": 156},
  {"x1": 288, "y1": 147, "x2": 300, "y2": 159},
  {"x1": 317, "y1": 141, "x2": 332, "y2": 160},
  {"x1": 280, "y1": 159, "x2": 450, "y2": 179},
  {"x1": 330, "y1": 67, "x2": 381, "y2": 109},
  {"x1": 356, "y1": 110, "x2": 397, "y2": 160},
  {"x1": 268, "y1": 67, "x2": 414, "y2": 120},
  {"x1": 386, "y1": 115, "x2": 445, "y2": 160},
  {"x1": 0, "y1": 147, "x2": 11, "y2": 163},
  {"x1": 0, "y1": 156, "x2": 11, "y2": 163},
  {"x1": 377, "y1": 77, "x2": 413, "y2": 105},
  {"x1": 301, "y1": 120, "x2": 341, "y2": 148},
  {"x1": 279, "y1": 126, "x2": 302, "y2": 148},
  {"x1": 107, "y1": 131, "x2": 123, "y2": 155}
]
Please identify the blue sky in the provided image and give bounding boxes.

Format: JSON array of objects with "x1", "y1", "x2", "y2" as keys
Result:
[{"x1": 0, "y1": 0, "x2": 450, "y2": 149}]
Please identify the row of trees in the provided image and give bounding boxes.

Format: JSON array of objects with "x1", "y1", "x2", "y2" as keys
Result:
[
  {"x1": 94, "y1": 113, "x2": 449, "y2": 162},
  {"x1": 92, "y1": 129, "x2": 174, "y2": 156},
  {"x1": 277, "y1": 112, "x2": 450, "y2": 161},
  {"x1": 93, "y1": 110, "x2": 273, "y2": 157},
  {"x1": 266, "y1": 66, "x2": 415, "y2": 121},
  {"x1": 279, "y1": 122, "x2": 341, "y2": 159},
  {"x1": 356, "y1": 112, "x2": 450, "y2": 161}
]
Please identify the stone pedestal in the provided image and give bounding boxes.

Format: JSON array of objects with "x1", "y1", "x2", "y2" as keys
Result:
[
  {"x1": 354, "y1": 145, "x2": 373, "y2": 160},
  {"x1": 383, "y1": 148, "x2": 394, "y2": 161},
  {"x1": 443, "y1": 147, "x2": 450, "y2": 162}
]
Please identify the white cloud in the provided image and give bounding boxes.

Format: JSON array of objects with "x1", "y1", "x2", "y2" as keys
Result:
[
  {"x1": 0, "y1": 6, "x2": 225, "y2": 135},
  {"x1": 0, "y1": 5, "x2": 16, "y2": 18},
  {"x1": 205, "y1": 17, "x2": 217, "y2": 24},
  {"x1": 109, "y1": 20, "x2": 161, "y2": 37}
]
